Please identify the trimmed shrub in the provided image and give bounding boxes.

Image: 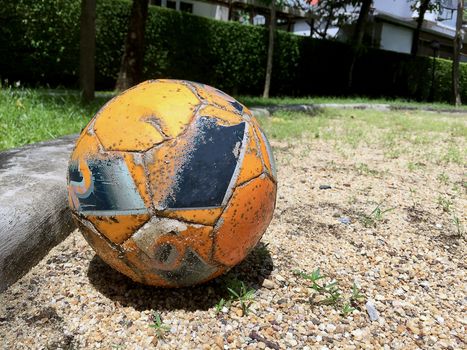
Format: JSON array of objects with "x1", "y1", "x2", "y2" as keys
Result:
[{"x1": 0, "y1": 0, "x2": 465, "y2": 102}]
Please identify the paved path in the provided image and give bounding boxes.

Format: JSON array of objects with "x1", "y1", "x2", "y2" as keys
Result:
[{"x1": 250, "y1": 103, "x2": 467, "y2": 116}]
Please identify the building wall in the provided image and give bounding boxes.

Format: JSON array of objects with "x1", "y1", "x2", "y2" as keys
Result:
[
  {"x1": 293, "y1": 20, "x2": 311, "y2": 36},
  {"x1": 380, "y1": 22, "x2": 412, "y2": 54},
  {"x1": 191, "y1": 1, "x2": 228, "y2": 20},
  {"x1": 373, "y1": 0, "x2": 413, "y2": 18}
]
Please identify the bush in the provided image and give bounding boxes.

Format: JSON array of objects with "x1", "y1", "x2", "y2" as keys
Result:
[{"x1": 0, "y1": 0, "x2": 465, "y2": 102}]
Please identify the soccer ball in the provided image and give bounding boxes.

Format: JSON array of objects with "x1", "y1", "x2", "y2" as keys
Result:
[{"x1": 68, "y1": 80, "x2": 277, "y2": 287}]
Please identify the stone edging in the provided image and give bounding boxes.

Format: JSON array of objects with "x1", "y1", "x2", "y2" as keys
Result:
[{"x1": 0, "y1": 135, "x2": 78, "y2": 292}]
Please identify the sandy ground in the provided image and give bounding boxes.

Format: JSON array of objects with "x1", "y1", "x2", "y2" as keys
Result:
[{"x1": 1, "y1": 124, "x2": 466, "y2": 349}]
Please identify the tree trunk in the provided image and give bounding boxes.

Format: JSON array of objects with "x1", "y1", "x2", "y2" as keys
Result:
[
  {"x1": 452, "y1": 0, "x2": 463, "y2": 106},
  {"x1": 115, "y1": 0, "x2": 149, "y2": 91},
  {"x1": 411, "y1": 0, "x2": 430, "y2": 56},
  {"x1": 348, "y1": 0, "x2": 372, "y2": 89},
  {"x1": 79, "y1": 0, "x2": 96, "y2": 103},
  {"x1": 263, "y1": 1, "x2": 276, "y2": 98}
]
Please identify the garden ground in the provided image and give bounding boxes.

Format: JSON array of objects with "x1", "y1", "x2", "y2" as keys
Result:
[{"x1": 0, "y1": 104, "x2": 466, "y2": 349}]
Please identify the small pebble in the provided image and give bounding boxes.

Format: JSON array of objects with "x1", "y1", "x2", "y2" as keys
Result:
[
  {"x1": 261, "y1": 279, "x2": 275, "y2": 290},
  {"x1": 338, "y1": 217, "x2": 351, "y2": 225},
  {"x1": 365, "y1": 301, "x2": 379, "y2": 321}
]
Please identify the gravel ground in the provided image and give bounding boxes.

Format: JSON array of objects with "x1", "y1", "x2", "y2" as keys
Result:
[{"x1": 1, "y1": 120, "x2": 466, "y2": 349}]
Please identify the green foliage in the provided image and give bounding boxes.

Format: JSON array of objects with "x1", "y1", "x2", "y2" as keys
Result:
[
  {"x1": 213, "y1": 278, "x2": 255, "y2": 316},
  {"x1": 0, "y1": 88, "x2": 107, "y2": 150},
  {"x1": 148, "y1": 311, "x2": 170, "y2": 337},
  {"x1": 297, "y1": 269, "x2": 342, "y2": 305},
  {"x1": 0, "y1": 0, "x2": 80, "y2": 85},
  {"x1": 359, "y1": 202, "x2": 396, "y2": 228},
  {"x1": 437, "y1": 195, "x2": 453, "y2": 213},
  {"x1": 295, "y1": 269, "x2": 365, "y2": 316},
  {"x1": 1, "y1": 0, "x2": 467, "y2": 101},
  {"x1": 226, "y1": 279, "x2": 255, "y2": 316}
]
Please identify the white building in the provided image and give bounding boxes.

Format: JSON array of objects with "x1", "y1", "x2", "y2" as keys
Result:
[
  {"x1": 366, "y1": 0, "x2": 462, "y2": 58},
  {"x1": 150, "y1": 0, "x2": 465, "y2": 59}
]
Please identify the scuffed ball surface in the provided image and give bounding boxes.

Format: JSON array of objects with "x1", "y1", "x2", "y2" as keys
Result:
[{"x1": 68, "y1": 80, "x2": 277, "y2": 287}]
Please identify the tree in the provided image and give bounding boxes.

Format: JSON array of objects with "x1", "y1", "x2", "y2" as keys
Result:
[
  {"x1": 294, "y1": 0, "x2": 362, "y2": 39},
  {"x1": 347, "y1": 0, "x2": 372, "y2": 89},
  {"x1": 411, "y1": 0, "x2": 439, "y2": 56},
  {"x1": 79, "y1": 0, "x2": 96, "y2": 103},
  {"x1": 303, "y1": 0, "x2": 354, "y2": 38},
  {"x1": 351, "y1": 0, "x2": 372, "y2": 46},
  {"x1": 263, "y1": 0, "x2": 277, "y2": 98},
  {"x1": 116, "y1": 0, "x2": 149, "y2": 91},
  {"x1": 263, "y1": 0, "x2": 319, "y2": 97},
  {"x1": 452, "y1": 0, "x2": 464, "y2": 105}
]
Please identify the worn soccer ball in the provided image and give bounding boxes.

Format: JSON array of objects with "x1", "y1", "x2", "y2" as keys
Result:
[{"x1": 67, "y1": 80, "x2": 277, "y2": 287}]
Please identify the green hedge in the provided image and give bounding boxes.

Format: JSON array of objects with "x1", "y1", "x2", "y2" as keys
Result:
[{"x1": 1, "y1": 0, "x2": 465, "y2": 102}]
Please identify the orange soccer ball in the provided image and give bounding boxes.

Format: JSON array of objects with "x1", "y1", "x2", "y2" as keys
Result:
[{"x1": 67, "y1": 80, "x2": 277, "y2": 287}]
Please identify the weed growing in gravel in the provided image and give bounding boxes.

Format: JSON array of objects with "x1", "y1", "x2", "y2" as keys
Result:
[
  {"x1": 350, "y1": 283, "x2": 365, "y2": 304},
  {"x1": 341, "y1": 303, "x2": 355, "y2": 316},
  {"x1": 226, "y1": 279, "x2": 255, "y2": 316},
  {"x1": 409, "y1": 188, "x2": 420, "y2": 208},
  {"x1": 296, "y1": 270, "x2": 365, "y2": 316},
  {"x1": 149, "y1": 311, "x2": 170, "y2": 337},
  {"x1": 359, "y1": 202, "x2": 396, "y2": 228},
  {"x1": 437, "y1": 172, "x2": 450, "y2": 185},
  {"x1": 297, "y1": 269, "x2": 342, "y2": 306},
  {"x1": 452, "y1": 215, "x2": 464, "y2": 238},
  {"x1": 214, "y1": 278, "x2": 256, "y2": 316},
  {"x1": 355, "y1": 163, "x2": 380, "y2": 176},
  {"x1": 214, "y1": 298, "x2": 226, "y2": 315},
  {"x1": 407, "y1": 161, "x2": 426, "y2": 172},
  {"x1": 437, "y1": 195, "x2": 453, "y2": 213}
]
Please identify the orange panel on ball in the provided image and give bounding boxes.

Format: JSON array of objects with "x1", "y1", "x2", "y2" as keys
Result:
[
  {"x1": 121, "y1": 239, "x2": 173, "y2": 287},
  {"x1": 214, "y1": 175, "x2": 276, "y2": 266},
  {"x1": 94, "y1": 81, "x2": 200, "y2": 151},
  {"x1": 235, "y1": 125, "x2": 264, "y2": 185},
  {"x1": 252, "y1": 122, "x2": 274, "y2": 176},
  {"x1": 176, "y1": 225, "x2": 213, "y2": 262},
  {"x1": 87, "y1": 214, "x2": 150, "y2": 244},
  {"x1": 145, "y1": 137, "x2": 193, "y2": 209},
  {"x1": 74, "y1": 216, "x2": 142, "y2": 283},
  {"x1": 191, "y1": 83, "x2": 246, "y2": 115},
  {"x1": 159, "y1": 208, "x2": 223, "y2": 226},
  {"x1": 197, "y1": 105, "x2": 243, "y2": 125}
]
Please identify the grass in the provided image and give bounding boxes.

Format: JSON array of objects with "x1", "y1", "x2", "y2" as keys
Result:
[
  {"x1": 1, "y1": 88, "x2": 466, "y2": 164},
  {"x1": 257, "y1": 108, "x2": 466, "y2": 166},
  {"x1": 0, "y1": 88, "x2": 108, "y2": 150}
]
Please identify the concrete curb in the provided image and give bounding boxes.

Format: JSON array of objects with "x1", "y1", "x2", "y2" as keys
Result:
[
  {"x1": 251, "y1": 103, "x2": 467, "y2": 115},
  {"x1": 0, "y1": 135, "x2": 78, "y2": 292}
]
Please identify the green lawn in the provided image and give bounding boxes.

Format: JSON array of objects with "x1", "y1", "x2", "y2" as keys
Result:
[
  {"x1": 259, "y1": 109, "x2": 466, "y2": 166},
  {"x1": 1, "y1": 88, "x2": 466, "y2": 152},
  {"x1": 0, "y1": 88, "x2": 107, "y2": 150}
]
